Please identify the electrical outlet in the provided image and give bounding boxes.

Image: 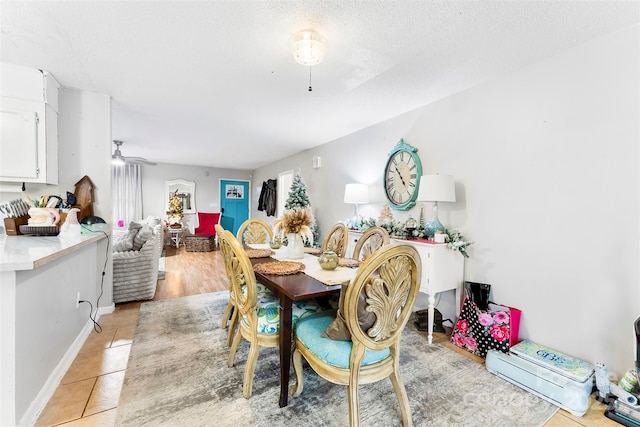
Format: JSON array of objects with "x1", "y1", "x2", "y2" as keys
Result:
[{"x1": 76, "y1": 292, "x2": 80, "y2": 309}]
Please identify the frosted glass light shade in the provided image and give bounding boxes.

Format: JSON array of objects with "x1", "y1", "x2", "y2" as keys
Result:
[
  {"x1": 344, "y1": 183, "x2": 369, "y2": 204},
  {"x1": 290, "y1": 30, "x2": 327, "y2": 66},
  {"x1": 417, "y1": 174, "x2": 456, "y2": 202}
]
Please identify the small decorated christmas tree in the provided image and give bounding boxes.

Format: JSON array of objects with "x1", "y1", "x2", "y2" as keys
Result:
[
  {"x1": 166, "y1": 190, "x2": 184, "y2": 223},
  {"x1": 285, "y1": 174, "x2": 311, "y2": 209},
  {"x1": 378, "y1": 204, "x2": 394, "y2": 222}
]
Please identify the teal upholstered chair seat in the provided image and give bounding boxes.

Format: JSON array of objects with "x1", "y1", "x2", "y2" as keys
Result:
[
  {"x1": 294, "y1": 310, "x2": 390, "y2": 368},
  {"x1": 221, "y1": 282, "x2": 275, "y2": 345},
  {"x1": 242, "y1": 297, "x2": 324, "y2": 335},
  {"x1": 240, "y1": 282, "x2": 274, "y2": 298}
]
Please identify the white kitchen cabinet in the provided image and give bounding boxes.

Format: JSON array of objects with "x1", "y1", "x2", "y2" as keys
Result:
[
  {"x1": 348, "y1": 231, "x2": 464, "y2": 343},
  {"x1": 0, "y1": 63, "x2": 60, "y2": 184}
]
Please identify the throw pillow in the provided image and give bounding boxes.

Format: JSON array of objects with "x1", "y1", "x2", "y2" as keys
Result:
[
  {"x1": 113, "y1": 222, "x2": 142, "y2": 252},
  {"x1": 145, "y1": 216, "x2": 161, "y2": 226},
  {"x1": 321, "y1": 280, "x2": 377, "y2": 341},
  {"x1": 132, "y1": 224, "x2": 154, "y2": 251}
]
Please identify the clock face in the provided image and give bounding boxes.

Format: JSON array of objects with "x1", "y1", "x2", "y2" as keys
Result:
[{"x1": 383, "y1": 140, "x2": 422, "y2": 210}]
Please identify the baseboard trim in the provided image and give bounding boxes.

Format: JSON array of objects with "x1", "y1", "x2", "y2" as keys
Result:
[
  {"x1": 19, "y1": 311, "x2": 106, "y2": 427},
  {"x1": 98, "y1": 303, "x2": 115, "y2": 316}
]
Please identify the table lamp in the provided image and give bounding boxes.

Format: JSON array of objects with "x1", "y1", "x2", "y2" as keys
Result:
[
  {"x1": 417, "y1": 174, "x2": 455, "y2": 238},
  {"x1": 344, "y1": 183, "x2": 369, "y2": 227}
]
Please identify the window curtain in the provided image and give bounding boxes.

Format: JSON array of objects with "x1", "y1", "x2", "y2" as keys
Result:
[{"x1": 112, "y1": 163, "x2": 142, "y2": 227}]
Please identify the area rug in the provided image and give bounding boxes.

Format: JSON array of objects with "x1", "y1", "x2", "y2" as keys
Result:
[{"x1": 116, "y1": 292, "x2": 558, "y2": 427}]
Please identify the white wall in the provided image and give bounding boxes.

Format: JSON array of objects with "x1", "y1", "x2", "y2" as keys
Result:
[
  {"x1": 140, "y1": 163, "x2": 251, "y2": 233},
  {"x1": 252, "y1": 25, "x2": 640, "y2": 376},
  {"x1": 57, "y1": 89, "x2": 112, "y2": 222},
  {"x1": 58, "y1": 88, "x2": 113, "y2": 308}
]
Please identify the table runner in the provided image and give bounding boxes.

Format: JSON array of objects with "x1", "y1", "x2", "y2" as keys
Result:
[{"x1": 248, "y1": 243, "x2": 357, "y2": 285}]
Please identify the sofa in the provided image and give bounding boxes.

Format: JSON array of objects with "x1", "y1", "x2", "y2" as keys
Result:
[{"x1": 112, "y1": 216, "x2": 164, "y2": 303}]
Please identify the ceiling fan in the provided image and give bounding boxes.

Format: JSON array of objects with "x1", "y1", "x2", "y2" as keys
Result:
[{"x1": 112, "y1": 140, "x2": 156, "y2": 166}]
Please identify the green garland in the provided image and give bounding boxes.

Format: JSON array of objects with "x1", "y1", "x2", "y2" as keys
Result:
[{"x1": 356, "y1": 218, "x2": 473, "y2": 258}]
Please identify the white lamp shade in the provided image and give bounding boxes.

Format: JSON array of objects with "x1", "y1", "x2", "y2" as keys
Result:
[
  {"x1": 344, "y1": 183, "x2": 369, "y2": 204},
  {"x1": 417, "y1": 174, "x2": 456, "y2": 202}
]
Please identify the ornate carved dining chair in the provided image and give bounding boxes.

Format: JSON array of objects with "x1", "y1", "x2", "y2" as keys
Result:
[
  {"x1": 219, "y1": 229, "x2": 324, "y2": 398},
  {"x1": 320, "y1": 222, "x2": 349, "y2": 257},
  {"x1": 216, "y1": 224, "x2": 240, "y2": 346},
  {"x1": 352, "y1": 226, "x2": 390, "y2": 262},
  {"x1": 291, "y1": 243, "x2": 422, "y2": 426},
  {"x1": 218, "y1": 224, "x2": 277, "y2": 347},
  {"x1": 236, "y1": 218, "x2": 273, "y2": 244}
]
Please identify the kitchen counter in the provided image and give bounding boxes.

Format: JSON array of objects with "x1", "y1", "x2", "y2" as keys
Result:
[
  {"x1": 0, "y1": 231, "x2": 108, "y2": 271},
  {"x1": 1, "y1": 230, "x2": 110, "y2": 426}
]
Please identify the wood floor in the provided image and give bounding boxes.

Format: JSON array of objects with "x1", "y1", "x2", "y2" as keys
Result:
[{"x1": 34, "y1": 245, "x2": 616, "y2": 426}]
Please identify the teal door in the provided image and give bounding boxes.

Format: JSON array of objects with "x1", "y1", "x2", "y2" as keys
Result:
[{"x1": 219, "y1": 179, "x2": 250, "y2": 236}]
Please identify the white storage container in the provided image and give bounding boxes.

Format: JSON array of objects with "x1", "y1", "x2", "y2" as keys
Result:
[{"x1": 486, "y1": 340, "x2": 595, "y2": 416}]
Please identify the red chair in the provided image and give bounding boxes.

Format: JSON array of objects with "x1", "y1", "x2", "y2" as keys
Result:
[{"x1": 195, "y1": 212, "x2": 221, "y2": 237}]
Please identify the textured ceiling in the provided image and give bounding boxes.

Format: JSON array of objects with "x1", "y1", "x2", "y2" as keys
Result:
[{"x1": 1, "y1": 1, "x2": 638, "y2": 169}]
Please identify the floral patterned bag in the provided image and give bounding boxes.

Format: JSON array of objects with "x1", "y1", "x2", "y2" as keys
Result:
[{"x1": 450, "y1": 296, "x2": 521, "y2": 358}]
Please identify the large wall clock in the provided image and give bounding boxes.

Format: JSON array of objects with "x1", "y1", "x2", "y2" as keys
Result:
[{"x1": 383, "y1": 139, "x2": 423, "y2": 210}]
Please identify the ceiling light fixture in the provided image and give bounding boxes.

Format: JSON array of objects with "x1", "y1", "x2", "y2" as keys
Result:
[
  {"x1": 111, "y1": 140, "x2": 156, "y2": 166},
  {"x1": 290, "y1": 30, "x2": 327, "y2": 91},
  {"x1": 111, "y1": 141, "x2": 126, "y2": 165},
  {"x1": 290, "y1": 30, "x2": 327, "y2": 66}
]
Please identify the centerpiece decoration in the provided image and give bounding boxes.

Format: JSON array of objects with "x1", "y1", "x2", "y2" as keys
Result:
[
  {"x1": 269, "y1": 235, "x2": 282, "y2": 249},
  {"x1": 273, "y1": 207, "x2": 314, "y2": 259},
  {"x1": 318, "y1": 250, "x2": 339, "y2": 270},
  {"x1": 166, "y1": 190, "x2": 184, "y2": 228}
]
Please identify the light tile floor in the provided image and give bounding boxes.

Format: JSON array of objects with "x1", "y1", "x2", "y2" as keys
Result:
[{"x1": 35, "y1": 303, "x2": 140, "y2": 426}]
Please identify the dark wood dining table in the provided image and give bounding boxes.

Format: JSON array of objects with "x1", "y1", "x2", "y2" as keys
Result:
[{"x1": 250, "y1": 256, "x2": 343, "y2": 407}]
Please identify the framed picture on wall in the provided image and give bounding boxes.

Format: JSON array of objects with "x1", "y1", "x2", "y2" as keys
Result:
[{"x1": 225, "y1": 184, "x2": 244, "y2": 199}]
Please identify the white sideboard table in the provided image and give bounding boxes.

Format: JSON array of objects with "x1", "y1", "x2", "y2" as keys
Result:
[{"x1": 347, "y1": 231, "x2": 464, "y2": 344}]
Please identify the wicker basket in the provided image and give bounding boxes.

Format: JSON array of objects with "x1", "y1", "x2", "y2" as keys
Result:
[{"x1": 185, "y1": 235, "x2": 216, "y2": 252}]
